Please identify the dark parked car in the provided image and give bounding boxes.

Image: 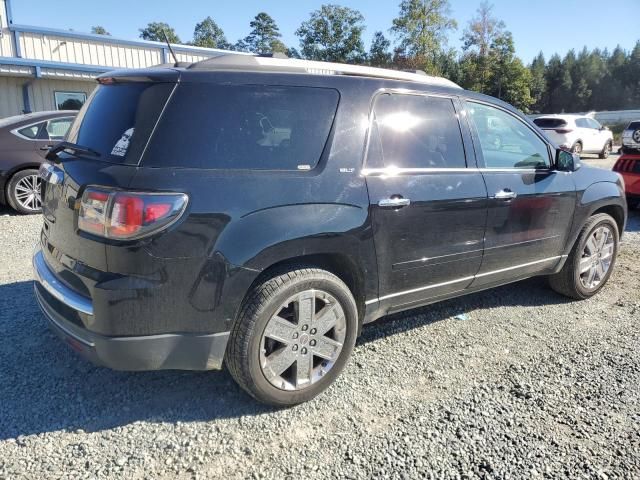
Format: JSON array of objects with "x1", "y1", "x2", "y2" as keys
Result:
[
  {"x1": 33, "y1": 55, "x2": 627, "y2": 406},
  {"x1": 0, "y1": 111, "x2": 76, "y2": 214}
]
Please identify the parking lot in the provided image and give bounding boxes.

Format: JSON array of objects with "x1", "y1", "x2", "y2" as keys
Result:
[{"x1": 1, "y1": 156, "x2": 639, "y2": 479}]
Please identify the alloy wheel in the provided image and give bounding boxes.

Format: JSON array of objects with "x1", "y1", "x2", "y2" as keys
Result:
[
  {"x1": 14, "y1": 174, "x2": 42, "y2": 212},
  {"x1": 579, "y1": 225, "x2": 614, "y2": 289},
  {"x1": 259, "y1": 289, "x2": 347, "y2": 391}
]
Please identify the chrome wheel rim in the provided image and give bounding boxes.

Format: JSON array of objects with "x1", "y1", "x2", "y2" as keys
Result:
[
  {"x1": 604, "y1": 144, "x2": 611, "y2": 156},
  {"x1": 259, "y1": 289, "x2": 347, "y2": 391},
  {"x1": 14, "y1": 174, "x2": 42, "y2": 211},
  {"x1": 573, "y1": 143, "x2": 582, "y2": 155},
  {"x1": 579, "y1": 225, "x2": 614, "y2": 289},
  {"x1": 633, "y1": 130, "x2": 640, "y2": 143}
]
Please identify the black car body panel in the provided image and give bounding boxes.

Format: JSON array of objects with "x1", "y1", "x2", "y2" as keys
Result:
[{"x1": 32, "y1": 61, "x2": 627, "y2": 371}]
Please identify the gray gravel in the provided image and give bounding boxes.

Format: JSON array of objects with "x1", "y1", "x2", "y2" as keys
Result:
[{"x1": 1, "y1": 188, "x2": 639, "y2": 479}]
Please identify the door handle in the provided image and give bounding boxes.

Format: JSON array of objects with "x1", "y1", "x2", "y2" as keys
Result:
[
  {"x1": 39, "y1": 145, "x2": 53, "y2": 151},
  {"x1": 378, "y1": 196, "x2": 411, "y2": 208},
  {"x1": 493, "y1": 189, "x2": 517, "y2": 200}
]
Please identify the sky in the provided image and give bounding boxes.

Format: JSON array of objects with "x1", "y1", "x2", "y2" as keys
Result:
[{"x1": 10, "y1": 0, "x2": 640, "y2": 63}]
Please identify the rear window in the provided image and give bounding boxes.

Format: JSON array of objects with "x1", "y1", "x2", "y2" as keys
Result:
[
  {"x1": 533, "y1": 118, "x2": 567, "y2": 129},
  {"x1": 65, "y1": 83, "x2": 174, "y2": 164},
  {"x1": 142, "y1": 84, "x2": 340, "y2": 170},
  {"x1": 627, "y1": 121, "x2": 640, "y2": 130}
]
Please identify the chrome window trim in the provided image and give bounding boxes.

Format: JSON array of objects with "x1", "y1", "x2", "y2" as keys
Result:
[
  {"x1": 362, "y1": 166, "x2": 555, "y2": 176},
  {"x1": 365, "y1": 255, "x2": 567, "y2": 305}
]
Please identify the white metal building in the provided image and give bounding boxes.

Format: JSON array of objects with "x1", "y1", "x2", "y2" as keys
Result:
[{"x1": 0, "y1": 0, "x2": 227, "y2": 118}]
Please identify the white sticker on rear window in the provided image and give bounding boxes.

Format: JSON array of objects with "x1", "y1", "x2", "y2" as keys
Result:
[{"x1": 111, "y1": 128, "x2": 134, "y2": 157}]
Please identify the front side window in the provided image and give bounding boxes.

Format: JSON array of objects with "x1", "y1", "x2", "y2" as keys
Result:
[
  {"x1": 587, "y1": 118, "x2": 602, "y2": 130},
  {"x1": 367, "y1": 93, "x2": 466, "y2": 169},
  {"x1": 575, "y1": 118, "x2": 590, "y2": 129},
  {"x1": 467, "y1": 102, "x2": 550, "y2": 169},
  {"x1": 54, "y1": 91, "x2": 87, "y2": 111},
  {"x1": 46, "y1": 117, "x2": 73, "y2": 140}
]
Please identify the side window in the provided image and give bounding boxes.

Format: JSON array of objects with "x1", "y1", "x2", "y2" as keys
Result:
[
  {"x1": 575, "y1": 118, "x2": 590, "y2": 128},
  {"x1": 17, "y1": 122, "x2": 44, "y2": 139},
  {"x1": 587, "y1": 118, "x2": 602, "y2": 130},
  {"x1": 46, "y1": 118, "x2": 73, "y2": 140},
  {"x1": 467, "y1": 102, "x2": 550, "y2": 169},
  {"x1": 369, "y1": 93, "x2": 466, "y2": 169}
]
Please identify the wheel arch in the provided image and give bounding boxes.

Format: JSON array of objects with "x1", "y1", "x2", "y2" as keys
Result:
[{"x1": 247, "y1": 253, "x2": 368, "y2": 332}]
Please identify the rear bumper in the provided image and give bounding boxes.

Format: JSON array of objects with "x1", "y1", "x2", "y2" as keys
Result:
[{"x1": 33, "y1": 249, "x2": 229, "y2": 371}]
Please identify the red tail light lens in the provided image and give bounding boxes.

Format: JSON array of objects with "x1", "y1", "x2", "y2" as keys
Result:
[{"x1": 78, "y1": 187, "x2": 188, "y2": 240}]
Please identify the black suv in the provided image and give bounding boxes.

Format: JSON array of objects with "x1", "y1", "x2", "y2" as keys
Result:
[{"x1": 33, "y1": 55, "x2": 627, "y2": 406}]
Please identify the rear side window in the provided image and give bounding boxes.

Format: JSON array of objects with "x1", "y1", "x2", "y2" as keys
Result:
[
  {"x1": 143, "y1": 84, "x2": 340, "y2": 170},
  {"x1": 17, "y1": 123, "x2": 43, "y2": 139},
  {"x1": 533, "y1": 118, "x2": 567, "y2": 129},
  {"x1": 46, "y1": 117, "x2": 73, "y2": 140},
  {"x1": 66, "y1": 83, "x2": 174, "y2": 164},
  {"x1": 628, "y1": 121, "x2": 640, "y2": 130},
  {"x1": 367, "y1": 94, "x2": 466, "y2": 169}
]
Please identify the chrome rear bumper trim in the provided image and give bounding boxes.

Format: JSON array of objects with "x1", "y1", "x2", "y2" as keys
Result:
[{"x1": 32, "y1": 249, "x2": 93, "y2": 316}]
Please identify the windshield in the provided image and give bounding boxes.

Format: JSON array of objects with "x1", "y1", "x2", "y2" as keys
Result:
[{"x1": 65, "y1": 82, "x2": 174, "y2": 164}]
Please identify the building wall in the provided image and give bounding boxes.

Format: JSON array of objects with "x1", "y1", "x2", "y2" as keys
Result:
[
  {"x1": 0, "y1": 0, "x2": 15, "y2": 57},
  {"x1": 0, "y1": 76, "x2": 95, "y2": 117}
]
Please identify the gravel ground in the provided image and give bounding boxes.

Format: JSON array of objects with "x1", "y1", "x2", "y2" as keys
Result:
[{"x1": 1, "y1": 163, "x2": 639, "y2": 479}]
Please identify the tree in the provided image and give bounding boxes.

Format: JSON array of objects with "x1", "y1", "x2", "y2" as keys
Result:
[
  {"x1": 391, "y1": 0, "x2": 457, "y2": 74},
  {"x1": 192, "y1": 17, "x2": 229, "y2": 49},
  {"x1": 488, "y1": 32, "x2": 532, "y2": 111},
  {"x1": 139, "y1": 22, "x2": 180, "y2": 43},
  {"x1": 295, "y1": 4, "x2": 366, "y2": 63},
  {"x1": 368, "y1": 31, "x2": 392, "y2": 67},
  {"x1": 91, "y1": 26, "x2": 110, "y2": 36},
  {"x1": 460, "y1": 1, "x2": 505, "y2": 92},
  {"x1": 529, "y1": 52, "x2": 547, "y2": 113},
  {"x1": 242, "y1": 12, "x2": 284, "y2": 54}
]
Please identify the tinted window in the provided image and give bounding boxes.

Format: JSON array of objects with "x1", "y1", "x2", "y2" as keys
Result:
[
  {"x1": 628, "y1": 121, "x2": 640, "y2": 130},
  {"x1": 587, "y1": 118, "x2": 601, "y2": 129},
  {"x1": 66, "y1": 83, "x2": 174, "y2": 164},
  {"x1": 17, "y1": 123, "x2": 43, "y2": 139},
  {"x1": 368, "y1": 94, "x2": 466, "y2": 169},
  {"x1": 533, "y1": 118, "x2": 567, "y2": 129},
  {"x1": 46, "y1": 118, "x2": 73, "y2": 140},
  {"x1": 54, "y1": 91, "x2": 87, "y2": 111},
  {"x1": 143, "y1": 84, "x2": 339, "y2": 170},
  {"x1": 468, "y1": 102, "x2": 550, "y2": 169}
]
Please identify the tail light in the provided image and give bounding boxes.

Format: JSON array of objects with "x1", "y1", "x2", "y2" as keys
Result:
[{"x1": 78, "y1": 187, "x2": 188, "y2": 240}]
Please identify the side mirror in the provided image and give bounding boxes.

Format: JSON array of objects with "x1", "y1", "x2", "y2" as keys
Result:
[{"x1": 556, "y1": 149, "x2": 581, "y2": 172}]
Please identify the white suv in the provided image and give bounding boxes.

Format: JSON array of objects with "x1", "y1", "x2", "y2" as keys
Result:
[
  {"x1": 533, "y1": 115, "x2": 613, "y2": 158},
  {"x1": 621, "y1": 121, "x2": 640, "y2": 154}
]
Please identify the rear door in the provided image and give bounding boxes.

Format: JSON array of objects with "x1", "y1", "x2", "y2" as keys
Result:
[
  {"x1": 575, "y1": 117, "x2": 598, "y2": 152},
  {"x1": 464, "y1": 100, "x2": 576, "y2": 287},
  {"x1": 365, "y1": 92, "x2": 487, "y2": 310}
]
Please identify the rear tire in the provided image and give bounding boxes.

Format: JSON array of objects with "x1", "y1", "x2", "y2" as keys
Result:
[
  {"x1": 226, "y1": 267, "x2": 358, "y2": 406},
  {"x1": 549, "y1": 213, "x2": 619, "y2": 300},
  {"x1": 6, "y1": 169, "x2": 42, "y2": 215},
  {"x1": 599, "y1": 141, "x2": 612, "y2": 159}
]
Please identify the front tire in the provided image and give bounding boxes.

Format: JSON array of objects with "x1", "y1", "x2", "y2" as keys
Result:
[
  {"x1": 549, "y1": 213, "x2": 619, "y2": 300},
  {"x1": 6, "y1": 169, "x2": 42, "y2": 215},
  {"x1": 599, "y1": 141, "x2": 612, "y2": 159},
  {"x1": 226, "y1": 267, "x2": 358, "y2": 406}
]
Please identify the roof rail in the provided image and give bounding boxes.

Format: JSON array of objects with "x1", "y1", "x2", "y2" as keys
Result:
[{"x1": 188, "y1": 54, "x2": 461, "y2": 89}]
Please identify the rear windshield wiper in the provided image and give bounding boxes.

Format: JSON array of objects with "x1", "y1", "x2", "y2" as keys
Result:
[{"x1": 46, "y1": 141, "x2": 101, "y2": 163}]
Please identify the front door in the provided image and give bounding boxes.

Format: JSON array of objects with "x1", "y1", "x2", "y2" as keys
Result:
[
  {"x1": 365, "y1": 92, "x2": 488, "y2": 309},
  {"x1": 464, "y1": 101, "x2": 576, "y2": 287}
]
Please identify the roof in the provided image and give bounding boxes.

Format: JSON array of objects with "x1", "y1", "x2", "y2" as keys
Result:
[{"x1": 188, "y1": 54, "x2": 462, "y2": 89}]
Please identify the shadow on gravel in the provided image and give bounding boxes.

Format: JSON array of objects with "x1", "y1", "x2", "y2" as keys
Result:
[
  {"x1": 0, "y1": 204, "x2": 19, "y2": 217},
  {"x1": 358, "y1": 276, "x2": 572, "y2": 345},
  {"x1": 625, "y1": 209, "x2": 640, "y2": 232},
  {"x1": 0, "y1": 281, "x2": 274, "y2": 440}
]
